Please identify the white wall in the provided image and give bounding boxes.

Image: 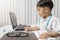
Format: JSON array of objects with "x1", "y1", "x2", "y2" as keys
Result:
[
  {"x1": 0, "y1": 0, "x2": 60, "y2": 27},
  {"x1": 0, "y1": 0, "x2": 10, "y2": 26},
  {"x1": 0, "y1": 0, "x2": 26, "y2": 27}
]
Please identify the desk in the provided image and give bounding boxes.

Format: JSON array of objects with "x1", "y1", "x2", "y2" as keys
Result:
[
  {"x1": 0, "y1": 25, "x2": 60, "y2": 40},
  {"x1": 0, "y1": 33, "x2": 38, "y2": 40}
]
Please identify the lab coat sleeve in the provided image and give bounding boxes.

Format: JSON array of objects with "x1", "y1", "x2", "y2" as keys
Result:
[
  {"x1": 31, "y1": 18, "x2": 41, "y2": 29},
  {"x1": 52, "y1": 18, "x2": 60, "y2": 34},
  {"x1": 31, "y1": 22, "x2": 40, "y2": 29}
]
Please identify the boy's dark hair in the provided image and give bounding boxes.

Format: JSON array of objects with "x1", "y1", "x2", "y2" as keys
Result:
[{"x1": 37, "y1": 0, "x2": 53, "y2": 10}]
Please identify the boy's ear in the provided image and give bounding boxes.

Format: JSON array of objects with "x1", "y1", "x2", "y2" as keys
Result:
[{"x1": 44, "y1": 7, "x2": 49, "y2": 12}]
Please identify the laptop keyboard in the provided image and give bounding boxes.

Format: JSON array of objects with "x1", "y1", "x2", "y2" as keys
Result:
[
  {"x1": 15, "y1": 24, "x2": 30, "y2": 31},
  {"x1": 15, "y1": 24, "x2": 26, "y2": 31}
]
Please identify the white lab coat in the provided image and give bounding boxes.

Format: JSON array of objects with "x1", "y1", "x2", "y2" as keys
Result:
[{"x1": 31, "y1": 15, "x2": 60, "y2": 40}]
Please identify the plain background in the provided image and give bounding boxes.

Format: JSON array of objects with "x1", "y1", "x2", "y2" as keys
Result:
[{"x1": 0, "y1": 0, "x2": 60, "y2": 27}]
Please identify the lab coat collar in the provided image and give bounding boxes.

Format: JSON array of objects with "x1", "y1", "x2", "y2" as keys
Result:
[{"x1": 40, "y1": 15, "x2": 51, "y2": 21}]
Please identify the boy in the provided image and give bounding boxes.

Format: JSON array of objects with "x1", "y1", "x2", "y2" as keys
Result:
[{"x1": 25, "y1": 0, "x2": 60, "y2": 40}]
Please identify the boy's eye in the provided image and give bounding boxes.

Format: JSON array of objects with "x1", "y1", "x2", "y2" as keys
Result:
[{"x1": 37, "y1": 9, "x2": 40, "y2": 11}]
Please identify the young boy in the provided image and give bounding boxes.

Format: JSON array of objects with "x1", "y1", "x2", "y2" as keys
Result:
[{"x1": 25, "y1": 0, "x2": 60, "y2": 40}]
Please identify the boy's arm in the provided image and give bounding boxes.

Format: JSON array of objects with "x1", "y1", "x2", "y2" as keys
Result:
[
  {"x1": 46, "y1": 31, "x2": 60, "y2": 37},
  {"x1": 39, "y1": 31, "x2": 60, "y2": 39},
  {"x1": 31, "y1": 26, "x2": 40, "y2": 31},
  {"x1": 49, "y1": 18, "x2": 60, "y2": 37},
  {"x1": 25, "y1": 26, "x2": 40, "y2": 32}
]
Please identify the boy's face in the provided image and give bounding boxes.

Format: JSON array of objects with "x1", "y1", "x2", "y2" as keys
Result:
[{"x1": 37, "y1": 7, "x2": 50, "y2": 17}]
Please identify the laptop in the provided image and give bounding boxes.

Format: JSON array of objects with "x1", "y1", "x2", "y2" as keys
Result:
[{"x1": 9, "y1": 12, "x2": 30, "y2": 31}]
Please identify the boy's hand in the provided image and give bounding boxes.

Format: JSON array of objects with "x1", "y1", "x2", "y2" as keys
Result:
[
  {"x1": 25, "y1": 27, "x2": 31, "y2": 32},
  {"x1": 39, "y1": 33, "x2": 49, "y2": 39},
  {"x1": 39, "y1": 32, "x2": 59, "y2": 39}
]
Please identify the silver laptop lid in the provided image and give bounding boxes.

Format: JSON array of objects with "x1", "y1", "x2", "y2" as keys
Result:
[{"x1": 9, "y1": 12, "x2": 17, "y2": 29}]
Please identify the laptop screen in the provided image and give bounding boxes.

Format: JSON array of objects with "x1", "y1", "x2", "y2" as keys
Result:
[{"x1": 9, "y1": 12, "x2": 17, "y2": 29}]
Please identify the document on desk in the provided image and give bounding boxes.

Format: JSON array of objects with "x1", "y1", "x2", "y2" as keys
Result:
[
  {"x1": 0, "y1": 27, "x2": 6, "y2": 39},
  {"x1": 0, "y1": 25, "x2": 13, "y2": 39}
]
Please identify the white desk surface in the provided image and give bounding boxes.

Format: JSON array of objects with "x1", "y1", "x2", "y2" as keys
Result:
[{"x1": 0, "y1": 25, "x2": 13, "y2": 39}]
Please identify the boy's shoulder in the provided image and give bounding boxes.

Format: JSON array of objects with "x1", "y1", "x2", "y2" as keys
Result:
[
  {"x1": 52, "y1": 15, "x2": 59, "y2": 19},
  {"x1": 52, "y1": 15, "x2": 60, "y2": 21}
]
